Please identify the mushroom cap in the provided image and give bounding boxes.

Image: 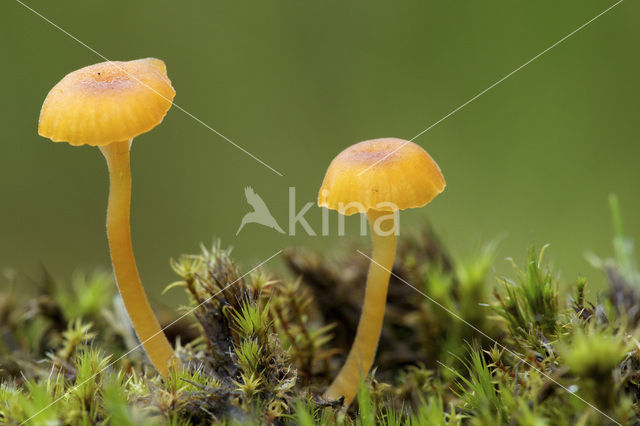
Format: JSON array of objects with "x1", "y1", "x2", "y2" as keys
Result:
[
  {"x1": 318, "y1": 138, "x2": 445, "y2": 215},
  {"x1": 38, "y1": 58, "x2": 175, "y2": 146}
]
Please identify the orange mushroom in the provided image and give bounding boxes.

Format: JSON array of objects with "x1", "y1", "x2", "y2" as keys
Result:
[
  {"x1": 318, "y1": 138, "x2": 445, "y2": 405},
  {"x1": 38, "y1": 58, "x2": 180, "y2": 376}
]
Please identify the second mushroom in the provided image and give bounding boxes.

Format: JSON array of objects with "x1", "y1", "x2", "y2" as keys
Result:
[{"x1": 318, "y1": 138, "x2": 446, "y2": 405}]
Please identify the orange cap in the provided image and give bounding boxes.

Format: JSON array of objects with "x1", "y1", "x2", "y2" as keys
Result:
[
  {"x1": 38, "y1": 58, "x2": 175, "y2": 146},
  {"x1": 318, "y1": 138, "x2": 445, "y2": 215}
]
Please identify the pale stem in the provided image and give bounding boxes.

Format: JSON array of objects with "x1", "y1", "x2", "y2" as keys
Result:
[
  {"x1": 323, "y1": 208, "x2": 397, "y2": 405},
  {"x1": 100, "y1": 140, "x2": 181, "y2": 377}
]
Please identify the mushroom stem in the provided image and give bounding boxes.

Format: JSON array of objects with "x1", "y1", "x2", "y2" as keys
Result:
[
  {"x1": 324, "y1": 209, "x2": 397, "y2": 405},
  {"x1": 100, "y1": 140, "x2": 180, "y2": 377}
]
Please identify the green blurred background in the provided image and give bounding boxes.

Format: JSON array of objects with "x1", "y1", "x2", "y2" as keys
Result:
[{"x1": 1, "y1": 0, "x2": 638, "y2": 307}]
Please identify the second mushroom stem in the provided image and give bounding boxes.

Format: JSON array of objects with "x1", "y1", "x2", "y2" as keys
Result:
[
  {"x1": 100, "y1": 140, "x2": 181, "y2": 377},
  {"x1": 324, "y1": 209, "x2": 397, "y2": 405}
]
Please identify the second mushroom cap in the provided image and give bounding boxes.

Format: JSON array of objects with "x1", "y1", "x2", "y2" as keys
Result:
[{"x1": 318, "y1": 138, "x2": 446, "y2": 215}]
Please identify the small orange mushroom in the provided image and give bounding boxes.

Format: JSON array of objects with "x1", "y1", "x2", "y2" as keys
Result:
[
  {"x1": 38, "y1": 58, "x2": 180, "y2": 376},
  {"x1": 318, "y1": 138, "x2": 445, "y2": 405}
]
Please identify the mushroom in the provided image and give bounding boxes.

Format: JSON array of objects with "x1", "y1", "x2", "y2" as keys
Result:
[
  {"x1": 38, "y1": 58, "x2": 181, "y2": 376},
  {"x1": 318, "y1": 138, "x2": 445, "y2": 405}
]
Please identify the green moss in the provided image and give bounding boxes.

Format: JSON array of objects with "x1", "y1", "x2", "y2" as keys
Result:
[{"x1": 2, "y1": 204, "x2": 640, "y2": 425}]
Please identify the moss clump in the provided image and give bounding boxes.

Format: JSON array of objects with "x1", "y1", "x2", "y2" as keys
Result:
[{"x1": 2, "y1": 202, "x2": 640, "y2": 424}]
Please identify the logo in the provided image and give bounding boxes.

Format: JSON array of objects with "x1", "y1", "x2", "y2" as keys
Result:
[
  {"x1": 236, "y1": 186, "x2": 399, "y2": 236},
  {"x1": 236, "y1": 186, "x2": 285, "y2": 235}
]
